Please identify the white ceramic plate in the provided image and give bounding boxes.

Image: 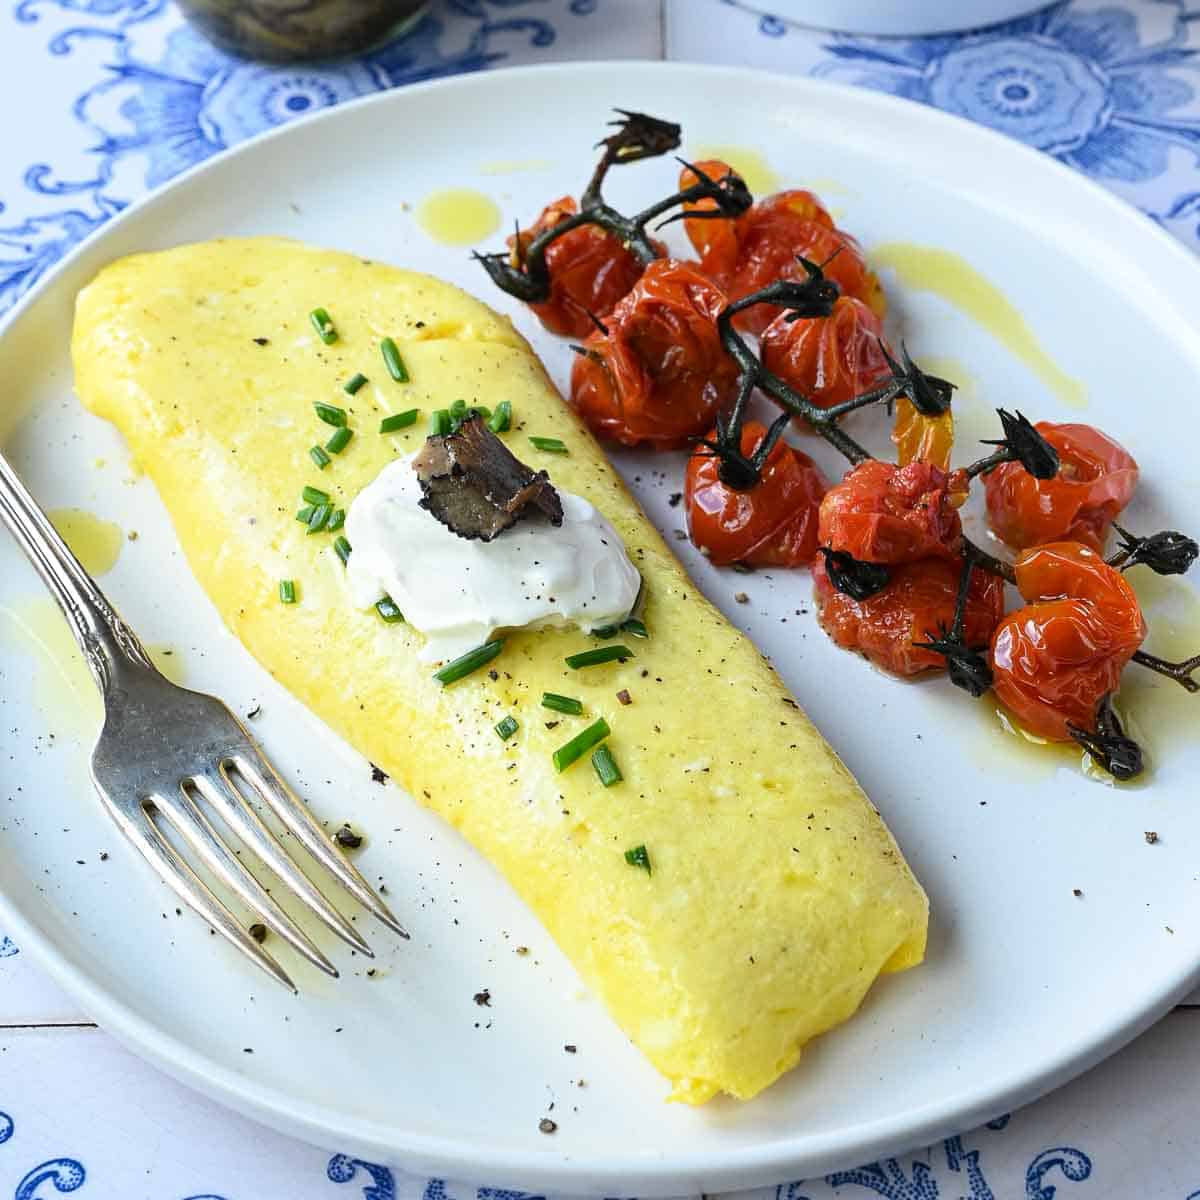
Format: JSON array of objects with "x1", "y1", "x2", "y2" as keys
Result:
[{"x1": 1, "y1": 63, "x2": 1199, "y2": 1196}]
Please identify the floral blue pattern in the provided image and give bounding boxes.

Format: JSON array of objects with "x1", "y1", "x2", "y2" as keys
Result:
[
  {"x1": 0, "y1": 937, "x2": 18, "y2": 957},
  {"x1": 813, "y1": 3, "x2": 1200, "y2": 183}
]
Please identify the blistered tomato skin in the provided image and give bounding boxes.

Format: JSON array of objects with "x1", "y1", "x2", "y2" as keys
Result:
[
  {"x1": 761, "y1": 295, "x2": 892, "y2": 411},
  {"x1": 985, "y1": 422, "x2": 1138, "y2": 552},
  {"x1": 568, "y1": 259, "x2": 739, "y2": 450},
  {"x1": 990, "y1": 542, "x2": 1146, "y2": 740},
  {"x1": 686, "y1": 421, "x2": 828, "y2": 567},
  {"x1": 813, "y1": 555, "x2": 1006, "y2": 678},
  {"x1": 818, "y1": 460, "x2": 963, "y2": 565},
  {"x1": 509, "y1": 195, "x2": 649, "y2": 339}
]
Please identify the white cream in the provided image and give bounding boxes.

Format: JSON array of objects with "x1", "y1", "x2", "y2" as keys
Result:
[{"x1": 345, "y1": 455, "x2": 641, "y2": 662}]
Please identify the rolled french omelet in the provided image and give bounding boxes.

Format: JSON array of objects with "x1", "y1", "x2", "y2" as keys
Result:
[{"x1": 72, "y1": 237, "x2": 927, "y2": 1103}]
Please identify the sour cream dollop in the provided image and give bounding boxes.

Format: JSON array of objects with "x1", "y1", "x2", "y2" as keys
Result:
[{"x1": 345, "y1": 455, "x2": 642, "y2": 662}]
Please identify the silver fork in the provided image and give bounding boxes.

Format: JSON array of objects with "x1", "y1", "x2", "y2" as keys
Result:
[{"x1": 0, "y1": 449, "x2": 407, "y2": 991}]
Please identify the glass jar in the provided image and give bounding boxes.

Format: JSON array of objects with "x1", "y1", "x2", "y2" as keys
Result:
[{"x1": 176, "y1": 0, "x2": 429, "y2": 63}]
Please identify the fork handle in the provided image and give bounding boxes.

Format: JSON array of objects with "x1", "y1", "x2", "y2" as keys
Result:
[{"x1": 0, "y1": 449, "x2": 156, "y2": 694}]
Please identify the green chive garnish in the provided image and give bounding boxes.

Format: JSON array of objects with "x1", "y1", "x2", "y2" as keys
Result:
[
  {"x1": 375, "y1": 596, "x2": 404, "y2": 623},
  {"x1": 592, "y1": 744, "x2": 622, "y2": 787},
  {"x1": 541, "y1": 692, "x2": 584, "y2": 716},
  {"x1": 296, "y1": 505, "x2": 315, "y2": 523},
  {"x1": 429, "y1": 409, "x2": 451, "y2": 436},
  {"x1": 325, "y1": 427, "x2": 353, "y2": 455},
  {"x1": 552, "y1": 718, "x2": 610, "y2": 773},
  {"x1": 487, "y1": 400, "x2": 512, "y2": 434},
  {"x1": 380, "y1": 337, "x2": 409, "y2": 382},
  {"x1": 327, "y1": 508, "x2": 346, "y2": 532},
  {"x1": 565, "y1": 645, "x2": 634, "y2": 670},
  {"x1": 310, "y1": 445, "x2": 331, "y2": 470},
  {"x1": 433, "y1": 639, "x2": 504, "y2": 686},
  {"x1": 314, "y1": 402, "x2": 347, "y2": 428},
  {"x1": 529, "y1": 436, "x2": 567, "y2": 454},
  {"x1": 380, "y1": 409, "x2": 419, "y2": 433},
  {"x1": 621, "y1": 618, "x2": 649, "y2": 639},
  {"x1": 310, "y1": 307, "x2": 337, "y2": 344},
  {"x1": 279, "y1": 579, "x2": 297, "y2": 604},
  {"x1": 590, "y1": 624, "x2": 618, "y2": 639},
  {"x1": 624, "y1": 844, "x2": 651, "y2": 874},
  {"x1": 302, "y1": 486, "x2": 330, "y2": 506},
  {"x1": 344, "y1": 372, "x2": 368, "y2": 395},
  {"x1": 495, "y1": 715, "x2": 519, "y2": 742},
  {"x1": 449, "y1": 398, "x2": 467, "y2": 421},
  {"x1": 306, "y1": 503, "x2": 332, "y2": 534},
  {"x1": 333, "y1": 535, "x2": 352, "y2": 565}
]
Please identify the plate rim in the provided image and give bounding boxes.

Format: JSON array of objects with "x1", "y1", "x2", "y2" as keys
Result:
[{"x1": 2, "y1": 59, "x2": 1200, "y2": 1194}]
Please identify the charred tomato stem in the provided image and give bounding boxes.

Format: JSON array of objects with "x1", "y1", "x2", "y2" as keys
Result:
[
  {"x1": 910, "y1": 549, "x2": 995, "y2": 697},
  {"x1": 1067, "y1": 693, "x2": 1143, "y2": 781},
  {"x1": 958, "y1": 536, "x2": 1017, "y2": 585},
  {"x1": 966, "y1": 409, "x2": 1059, "y2": 481},
  {"x1": 816, "y1": 546, "x2": 891, "y2": 601},
  {"x1": 1108, "y1": 526, "x2": 1198, "y2": 575},
  {"x1": 1130, "y1": 649, "x2": 1200, "y2": 694}
]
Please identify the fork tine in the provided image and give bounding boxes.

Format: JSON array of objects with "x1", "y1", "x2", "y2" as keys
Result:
[
  {"x1": 154, "y1": 783, "x2": 340, "y2": 979},
  {"x1": 129, "y1": 804, "x2": 296, "y2": 992},
  {"x1": 231, "y1": 752, "x2": 410, "y2": 939},
  {"x1": 195, "y1": 767, "x2": 374, "y2": 959}
]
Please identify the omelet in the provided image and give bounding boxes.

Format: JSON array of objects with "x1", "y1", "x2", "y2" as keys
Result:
[{"x1": 71, "y1": 237, "x2": 928, "y2": 1103}]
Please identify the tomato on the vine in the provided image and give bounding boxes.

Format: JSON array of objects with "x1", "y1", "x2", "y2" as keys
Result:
[
  {"x1": 892, "y1": 397, "x2": 955, "y2": 474},
  {"x1": 508, "y1": 195, "x2": 651, "y2": 338},
  {"x1": 568, "y1": 258, "x2": 739, "y2": 450},
  {"x1": 760, "y1": 295, "x2": 892, "y2": 411},
  {"x1": 818, "y1": 460, "x2": 963, "y2": 565},
  {"x1": 678, "y1": 162, "x2": 886, "y2": 336},
  {"x1": 813, "y1": 555, "x2": 1005, "y2": 677},
  {"x1": 985, "y1": 422, "x2": 1138, "y2": 552},
  {"x1": 685, "y1": 421, "x2": 827, "y2": 567},
  {"x1": 990, "y1": 541, "x2": 1146, "y2": 740}
]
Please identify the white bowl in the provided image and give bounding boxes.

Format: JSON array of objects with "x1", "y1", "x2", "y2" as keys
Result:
[{"x1": 750, "y1": 0, "x2": 1054, "y2": 36}]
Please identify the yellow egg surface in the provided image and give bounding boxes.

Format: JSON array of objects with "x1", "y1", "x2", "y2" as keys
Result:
[{"x1": 71, "y1": 237, "x2": 928, "y2": 1104}]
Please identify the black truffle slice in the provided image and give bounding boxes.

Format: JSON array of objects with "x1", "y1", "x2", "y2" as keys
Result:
[{"x1": 413, "y1": 414, "x2": 564, "y2": 542}]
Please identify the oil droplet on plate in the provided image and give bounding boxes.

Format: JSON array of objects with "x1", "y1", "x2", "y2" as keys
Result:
[
  {"x1": 871, "y1": 243, "x2": 1088, "y2": 412},
  {"x1": 48, "y1": 508, "x2": 122, "y2": 576},
  {"x1": 692, "y1": 145, "x2": 780, "y2": 196},
  {"x1": 415, "y1": 188, "x2": 501, "y2": 246}
]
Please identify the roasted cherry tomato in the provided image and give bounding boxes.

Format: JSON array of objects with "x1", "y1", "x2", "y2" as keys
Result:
[
  {"x1": 678, "y1": 159, "x2": 744, "y2": 269},
  {"x1": 985, "y1": 422, "x2": 1138, "y2": 553},
  {"x1": 679, "y1": 162, "x2": 885, "y2": 336},
  {"x1": 818, "y1": 460, "x2": 963, "y2": 565},
  {"x1": 569, "y1": 259, "x2": 739, "y2": 450},
  {"x1": 892, "y1": 396, "x2": 955, "y2": 474},
  {"x1": 508, "y1": 195, "x2": 649, "y2": 338},
  {"x1": 760, "y1": 295, "x2": 892, "y2": 410},
  {"x1": 813, "y1": 555, "x2": 1005, "y2": 677},
  {"x1": 685, "y1": 421, "x2": 828, "y2": 567},
  {"x1": 990, "y1": 541, "x2": 1146, "y2": 740}
]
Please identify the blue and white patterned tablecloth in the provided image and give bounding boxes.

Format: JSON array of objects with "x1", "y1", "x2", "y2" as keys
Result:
[{"x1": 3, "y1": 1, "x2": 1200, "y2": 1196}]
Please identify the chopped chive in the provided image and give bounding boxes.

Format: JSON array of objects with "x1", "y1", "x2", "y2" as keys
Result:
[
  {"x1": 327, "y1": 508, "x2": 346, "y2": 532},
  {"x1": 590, "y1": 624, "x2": 618, "y2": 639},
  {"x1": 279, "y1": 579, "x2": 297, "y2": 605},
  {"x1": 380, "y1": 337, "x2": 409, "y2": 382},
  {"x1": 325, "y1": 427, "x2": 353, "y2": 455},
  {"x1": 624, "y1": 844, "x2": 651, "y2": 874},
  {"x1": 380, "y1": 409, "x2": 419, "y2": 433},
  {"x1": 310, "y1": 445, "x2": 331, "y2": 470},
  {"x1": 310, "y1": 307, "x2": 337, "y2": 344},
  {"x1": 621, "y1": 618, "x2": 649, "y2": 639},
  {"x1": 306, "y1": 503, "x2": 332, "y2": 534},
  {"x1": 302, "y1": 485, "x2": 330, "y2": 506},
  {"x1": 529, "y1": 436, "x2": 568, "y2": 454},
  {"x1": 433, "y1": 639, "x2": 504, "y2": 685},
  {"x1": 565, "y1": 645, "x2": 635, "y2": 670},
  {"x1": 542, "y1": 692, "x2": 584, "y2": 716},
  {"x1": 314, "y1": 402, "x2": 347, "y2": 428},
  {"x1": 450, "y1": 398, "x2": 468, "y2": 422},
  {"x1": 552, "y1": 718, "x2": 610, "y2": 773},
  {"x1": 470, "y1": 405, "x2": 491, "y2": 420},
  {"x1": 429, "y1": 409, "x2": 451, "y2": 436},
  {"x1": 343, "y1": 372, "x2": 368, "y2": 395},
  {"x1": 487, "y1": 400, "x2": 512, "y2": 433},
  {"x1": 375, "y1": 596, "x2": 404, "y2": 623},
  {"x1": 494, "y1": 714, "x2": 519, "y2": 742},
  {"x1": 592, "y1": 744, "x2": 622, "y2": 787},
  {"x1": 296, "y1": 504, "x2": 315, "y2": 523},
  {"x1": 333, "y1": 535, "x2": 352, "y2": 565}
]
